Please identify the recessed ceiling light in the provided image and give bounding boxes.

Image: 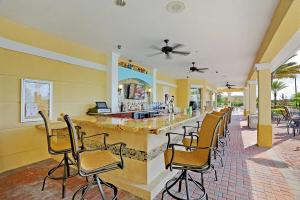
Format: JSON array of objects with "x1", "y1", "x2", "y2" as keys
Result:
[
  {"x1": 115, "y1": 0, "x2": 126, "y2": 7},
  {"x1": 166, "y1": 1, "x2": 185, "y2": 14}
]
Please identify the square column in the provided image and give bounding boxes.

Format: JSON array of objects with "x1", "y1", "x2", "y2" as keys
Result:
[
  {"x1": 243, "y1": 87, "x2": 249, "y2": 116},
  {"x1": 248, "y1": 80, "x2": 257, "y2": 115},
  {"x1": 201, "y1": 87, "x2": 207, "y2": 112},
  {"x1": 214, "y1": 92, "x2": 217, "y2": 109},
  {"x1": 228, "y1": 92, "x2": 232, "y2": 106},
  {"x1": 248, "y1": 80, "x2": 257, "y2": 129},
  {"x1": 106, "y1": 52, "x2": 120, "y2": 112},
  {"x1": 151, "y1": 68, "x2": 157, "y2": 102},
  {"x1": 176, "y1": 79, "x2": 191, "y2": 111},
  {"x1": 256, "y1": 63, "x2": 272, "y2": 147}
]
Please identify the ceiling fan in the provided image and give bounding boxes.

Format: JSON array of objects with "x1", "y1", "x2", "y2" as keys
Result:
[
  {"x1": 149, "y1": 39, "x2": 190, "y2": 59},
  {"x1": 225, "y1": 82, "x2": 236, "y2": 89},
  {"x1": 189, "y1": 62, "x2": 208, "y2": 73}
]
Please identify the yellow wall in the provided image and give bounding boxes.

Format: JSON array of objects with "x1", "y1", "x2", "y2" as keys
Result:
[
  {"x1": 176, "y1": 79, "x2": 191, "y2": 110},
  {"x1": 190, "y1": 79, "x2": 217, "y2": 92},
  {"x1": 156, "y1": 73, "x2": 177, "y2": 85},
  {"x1": 0, "y1": 17, "x2": 107, "y2": 173},
  {"x1": 0, "y1": 17, "x2": 106, "y2": 64},
  {"x1": 156, "y1": 73, "x2": 177, "y2": 105},
  {"x1": 156, "y1": 84, "x2": 177, "y2": 105}
]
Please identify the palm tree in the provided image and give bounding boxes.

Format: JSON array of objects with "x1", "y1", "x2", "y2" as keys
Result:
[
  {"x1": 272, "y1": 55, "x2": 300, "y2": 95},
  {"x1": 293, "y1": 92, "x2": 300, "y2": 108},
  {"x1": 271, "y1": 80, "x2": 287, "y2": 107}
]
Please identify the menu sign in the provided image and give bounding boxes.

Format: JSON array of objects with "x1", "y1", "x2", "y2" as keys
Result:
[{"x1": 21, "y1": 79, "x2": 53, "y2": 122}]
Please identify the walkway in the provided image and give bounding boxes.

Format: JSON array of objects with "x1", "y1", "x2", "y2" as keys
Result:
[{"x1": 0, "y1": 113, "x2": 299, "y2": 200}]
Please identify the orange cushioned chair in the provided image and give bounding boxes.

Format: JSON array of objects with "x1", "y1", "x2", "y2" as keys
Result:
[
  {"x1": 163, "y1": 113, "x2": 222, "y2": 200},
  {"x1": 64, "y1": 114, "x2": 126, "y2": 200}
]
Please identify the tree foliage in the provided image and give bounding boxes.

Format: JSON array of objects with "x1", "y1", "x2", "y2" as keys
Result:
[{"x1": 271, "y1": 80, "x2": 287, "y2": 107}]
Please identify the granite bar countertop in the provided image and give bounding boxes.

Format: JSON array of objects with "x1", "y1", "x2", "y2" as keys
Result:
[{"x1": 72, "y1": 111, "x2": 202, "y2": 135}]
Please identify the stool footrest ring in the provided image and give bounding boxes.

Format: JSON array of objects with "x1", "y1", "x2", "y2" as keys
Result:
[{"x1": 162, "y1": 170, "x2": 208, "y2": 200}]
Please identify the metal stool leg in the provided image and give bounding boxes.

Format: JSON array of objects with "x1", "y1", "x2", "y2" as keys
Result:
[
  {"x1": 95, "y1": 175, "x2": 106, "y2": 200},
  {"x1": 41, "y1": 157, "x2": 64, "y2": 191},
  {"x1": 184, "y1": 171, "x2": 190, "y2": 200},
  {"x1": 211, "y1": 165, "x2": 217, "y2": 181}
]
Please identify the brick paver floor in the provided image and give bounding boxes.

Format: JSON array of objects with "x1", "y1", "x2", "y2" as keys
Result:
[{"x1": 0, "y1": 113, "x2": 299, "y2": 200}]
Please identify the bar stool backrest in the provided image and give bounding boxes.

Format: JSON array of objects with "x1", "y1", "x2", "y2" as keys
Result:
[
  {"x1": 195, "y1": 114, "x2": 221, "y2": 164},
  {"x1": 220, "y1": 108, "x2": 230, "y2": 130},
  {"x1": 211, "y1": 111, "x2": 226, "y2": 137},
  {"x1": 38, "y1": 110, "x2": 55, "y2": 154},
  {"x1": 64, "y1": 115, "x2": 81, "y2": 161}
]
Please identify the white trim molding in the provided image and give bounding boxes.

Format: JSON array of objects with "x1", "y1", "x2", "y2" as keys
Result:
[
  {"x1": 255, "y1": 63, "x2": 272, "y2": 71},
  {"x1": 0, "y1": 36, "x2": 107, "y2": 71},
  {"x1": 191, "y1": 84, "x2": 203, "y2": 88},
  {"x1": 270, "y1": 28, "x2": 300, "y2": 72},
  {"x1": 247, "y1": 80, "x2": 257, "y2": 85},
  {"x1": 156, "y1": 80, "x2": 177, "y2": 88}
]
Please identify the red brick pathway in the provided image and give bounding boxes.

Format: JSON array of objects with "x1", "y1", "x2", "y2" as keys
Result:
[{"x1": 0, "y1": 113, "x2": 299, "y2": 200}]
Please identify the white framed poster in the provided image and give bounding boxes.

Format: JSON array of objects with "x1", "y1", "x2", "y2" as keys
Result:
[{"x1": 21, "y1": 79, "x2": 53, "y2": 122}]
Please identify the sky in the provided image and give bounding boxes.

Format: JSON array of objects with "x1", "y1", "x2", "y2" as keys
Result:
[
  {"x1": 273, "y1": 75, "x2": 299, "y2": 99},
  {"x1": 273, "y1": 50, "x2": 300, "y2": 99}
]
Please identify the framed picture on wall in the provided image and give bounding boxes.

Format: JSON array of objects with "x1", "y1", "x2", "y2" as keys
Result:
[{"x1": 21, "y1": 79, "x2": 53, "y2": 122}]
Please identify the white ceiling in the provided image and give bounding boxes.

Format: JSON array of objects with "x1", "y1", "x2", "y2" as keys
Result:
[{"x1": 0, "y1": 0, "x2": 279, "y2": 87}]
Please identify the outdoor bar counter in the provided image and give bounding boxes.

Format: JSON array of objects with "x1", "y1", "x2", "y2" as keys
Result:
[{"x1": 42, "y1": 111, "x2": 203, "y2": 199}]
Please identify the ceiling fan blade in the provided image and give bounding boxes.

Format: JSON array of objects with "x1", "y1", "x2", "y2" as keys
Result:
[
  {"x1": 166, "y1": 53, "x2": 172, "y2": 59},
  {"x1": 149, "y1": 45, "x2": 162, "y2": 51},
  {"x1": 197, "y1": 68, "x2": 208, "y2": 70},
  {"x1": 196, "y1": 71, "x2": 205, "y2": 73},
  {"x1": 147, "y1": 52, "x2": 163, "y2": 57},
  {"x1": 172, "y1": 43, "x2": 183, "y2": 50},
  {"x1": 172, "y1": 51, "x2": 190, "y2": 55}
]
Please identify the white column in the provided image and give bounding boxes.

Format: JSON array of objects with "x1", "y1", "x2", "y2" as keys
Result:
[
  {"x1": 244, "y1": 86, "x2": 249, "y2": 115},
  {"x1": 256, "y1": 63, "x2": 272, "y2": 147},
  {"x1": 152, "y1": 68, "x2": 157, "y2": 102},
  {"x1": 248, "y1": 80, "x2": 257, "y2": 115},
  {"x1": 214, "y1": 92, "x2": 217, "y2": 109},
  {"x1": 228, "y1": 92, "x2": 232, "y2": 106},
  {"x1": 106, "y1": 52, "x2": 120, "y2": 112}
]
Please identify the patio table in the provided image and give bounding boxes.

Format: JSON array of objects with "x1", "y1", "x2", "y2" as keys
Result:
[{"x1": 288, "y1": 117, "x2": 300, "y2": 136}]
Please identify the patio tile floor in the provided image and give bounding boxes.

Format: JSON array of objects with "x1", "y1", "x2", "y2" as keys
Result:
[{"x1": 0, "y1": 113, "x2": 299, "y2": 200}]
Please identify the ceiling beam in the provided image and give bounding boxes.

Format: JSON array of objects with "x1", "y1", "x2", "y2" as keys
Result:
[{"x1": 246, "y1": 0, "x2": 294, "y2": 82}]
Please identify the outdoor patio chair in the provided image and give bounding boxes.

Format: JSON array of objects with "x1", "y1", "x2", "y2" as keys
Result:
[
  {"x1": 39, "y1": 111, "x2": 79, "y2": 198},
  {"x1": 163, "y1": 114, "x2": 221, "y2": 200},
  {"x1": 64, "y1": 114, "x2": 126, "y2": 200}
]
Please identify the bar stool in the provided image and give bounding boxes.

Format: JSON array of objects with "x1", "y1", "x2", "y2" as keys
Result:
[
  {"x1": 38, "y1": 111, "x2": 78, "y2": 198},
  {"x1": 211, "y1": 111, "x2": 227, "y2": 166},
  {"x1": 163, "y1": 114, "x2": 222, "y2": 200},
  {"x1": 64, "y1": 114, "x2": 126, "y2": 200},
  {"x1": 220, "y1": 108, "x2": 231, "y2": 139}
]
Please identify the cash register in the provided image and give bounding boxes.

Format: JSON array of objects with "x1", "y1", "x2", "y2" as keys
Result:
[{"x1": 96, "y1": 102, "x2": 111, "y2": 113}]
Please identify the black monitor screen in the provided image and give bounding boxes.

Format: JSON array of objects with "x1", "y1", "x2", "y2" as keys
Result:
[{"x1": 96, "y1": 102, "x2": 107, "y2": 109}]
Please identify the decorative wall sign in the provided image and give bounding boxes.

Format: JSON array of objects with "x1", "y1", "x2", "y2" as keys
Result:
[
  {"x1": 21, "y1": 79, "x2": 53, "y2": 122},
  {"x1": 118, "y1": 60, "x2": 149, "y2": 74}
]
